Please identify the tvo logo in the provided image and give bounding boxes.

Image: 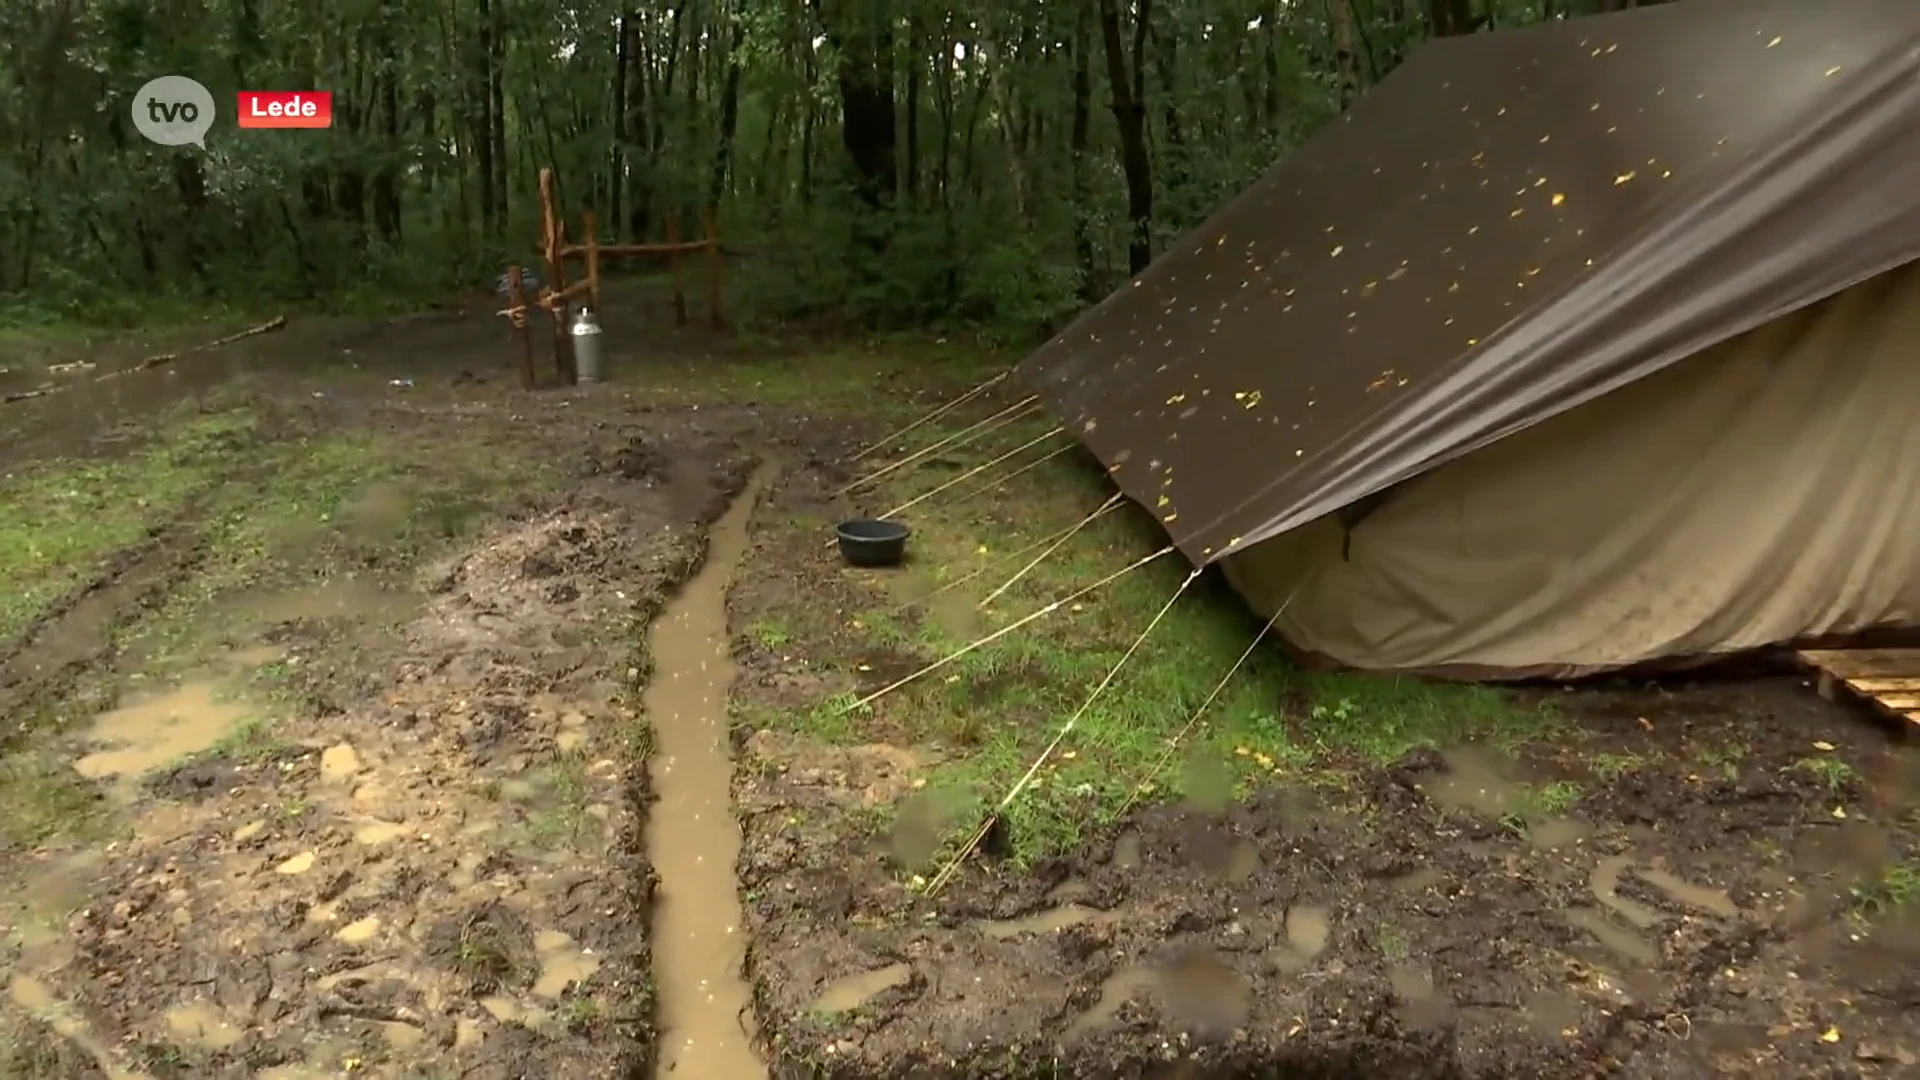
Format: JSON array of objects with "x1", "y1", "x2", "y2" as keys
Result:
[{"x1": 132, "y1": 75, "x2": 216, "y2": 148}]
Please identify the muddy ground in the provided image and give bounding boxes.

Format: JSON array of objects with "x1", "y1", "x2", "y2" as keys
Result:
[
  {"x1": 0, "y1": 297, "x2": 819, "y2": 1079},
  {"x1": 726, "y1": 426, "x2": 1920, "y2": 1078},
  {"x1": 6, "y1": 298, "x2": 1920, "y2": 1080}
]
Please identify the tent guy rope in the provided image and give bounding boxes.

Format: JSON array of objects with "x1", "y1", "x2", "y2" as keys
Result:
[
  {"x1": 834, "y1": 396, "x2": 1038, "y2": 495},
  {"x1": 978, "y1": 492, "x2": 1125, "y2": 609},
  {"x1": 925, "y1": 565, "x2": 1207, "y2": 898},
  {"x1": 949, "y1": 442, "x2": 1080, "y2": 503},
  {"x1": 885, "y1": 498, "x2": 1125, "y2": 615},
  {"x1": 847, "y1": 371, "x2": 1010, "y2": 462},
  {"x1": 877, "y1": 427, "x2": 1066, "y2": 519},
  {"x1": 840, "y1": 545, "x2": 1176, "y2": 713},
  {"x1": 1111, "y1": 592, "x2": 1294, "y2": 823}
]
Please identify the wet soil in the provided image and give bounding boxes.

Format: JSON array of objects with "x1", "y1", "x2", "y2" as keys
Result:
[
  {"x1": 0, "y1": 303, "x2": 777, "y2": 1078},
  {"x1": 727, "y1": 457, "x2": 1920, "y2": 1077}
]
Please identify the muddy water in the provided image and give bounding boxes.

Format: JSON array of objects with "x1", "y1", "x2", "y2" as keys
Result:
[
  {"x1": 8, "y1": 974, "x2": 154, "y2": 1080},
  {"x1": 73, "y1": 680, "x2": 253, "y2": 785},
  {"x1": 643, "y1": 465, "x2": 772, "y2": 1080}
]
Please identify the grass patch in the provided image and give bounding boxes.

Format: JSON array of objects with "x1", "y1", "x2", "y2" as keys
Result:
[
  {"x1": 0, "y1": 750, "x2": 112, "y2": 851},
  {"x1": 1697, "y1": 741, "x2": 1748, "y2": 781},
  {"x1": 0, "y1": 409, "x2": 253, "y2": 645},
  {"x1": 522, "y1": 756, "x2": 595, "y2": 848},
  {"x1": 0, "y1": 1016, "x2": 67, "y2": 1080},
  {"x1": 1852, "y1": 859, "x2": 1920, "y2": 918},
  {"x1": 1791, "y1": 755, "x2": 1857, "y2": 794},
  {"x1": 630, "y1": 339, "x2": 1007, "y2": 414},
  {"x1": 105, "y1": 420, "x2": 569, "y2": 707},
  {"x1": 1589, "y1": 752, "x2": 1645, "y2": 781},
  {"x1": 755, "y1": 413, "x2": 1558, "y2": 866}
]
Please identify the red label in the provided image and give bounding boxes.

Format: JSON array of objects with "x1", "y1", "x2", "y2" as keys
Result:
[{"x1": 236, "y1": 91, "x2": 333, "y2": 129}]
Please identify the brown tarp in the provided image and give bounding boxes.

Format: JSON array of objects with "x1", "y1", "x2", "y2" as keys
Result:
[
  {"x1": 1220, "y1": 262, "x2": 1920, "y2": 679},
  {"x1": 1018, "y1": 0, "x2": 1920, "y2": 566}
]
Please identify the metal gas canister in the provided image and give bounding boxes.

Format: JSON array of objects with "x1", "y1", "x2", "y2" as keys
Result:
[{"x1": 570, "y1": 307, "x2": 605, "y2": 384}]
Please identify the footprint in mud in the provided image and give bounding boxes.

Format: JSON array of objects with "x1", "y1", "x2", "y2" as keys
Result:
[
  {"x1": 1271, "y1": 905, "x2": 1331, "y2": 973},
  {"x1": 976, "y1": 903, "x2": 1115, "y2": 940},
  {"x1": 1068, "y1": 951, "x2": 1248, "y2": 1039},
  {"x1": 1567, "y1": 855, "x2": 1742, "y2": 973},
  {"x1": 810, "y1": 963, "x2": 913, "y2": 1013}
]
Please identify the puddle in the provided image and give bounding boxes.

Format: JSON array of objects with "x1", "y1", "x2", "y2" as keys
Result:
[
  {"x1": 165, "y1": 1001, "x2": 244, "y2": 1050},
  {"x1": 0, "y1": 543, "x2": 178, "y2": 689},
  {"x1": 810, "y1": 963, "x2": 912, "y2": 1013},
  {"x1": 1634, "y1": 866, "x2": 1740, "y2": 919},
  {"x1": 1390, "y1": 966, "x2": 1449, "y2": 1027},
  {"x1": 1564, "y1": 907, "x2": 1658, "y2": 966},
  {"x1": 643, "y1": 465, "x2": 773, "y2": 1080},
  {"x1": 73, "y1": 680, "x2": 253, "y2": 785},
  {"x1": 1285, "y1": 906, "x2": 1331, "y2": 957},
  {"x1": 320, "y1": 742, "x2": 362, "y2": 781},
  {"x1": 1423, "y1": 746, "x2": 1526, "y2": 817},
  {"x1": 978, "y1": 903, "x2": 1112, "y2": 940},
  {"x1": 1111, "y1": 830, "x2": 1143, "y2": 869},
  {"x1": 353, "y1": 820, "x2": 407, "y2": 845},
  {"x1": 1069, "y1": 966, "x2": 1158, "y2": 1036},
  {"x1": 9, "y1": 974, "x2": 154, "y2": 1080},
  {"x1": 1394, "y1": 866, "x2": 1443, "y2": 892},
  {"x1": 1528, "y1": 818, "x2": 1590, "y2": 849},
  {"x1": 252, "y1": 578, "x2": 418, "y2": 625},
  {"x1": 532, "y1": 929, "x2": 600, "y2": 997},
  {"x1": 1590, "y1": 855, "x2": 1662, "y2": 929},
  {"x1": 1521, "y1": 988, "x2": 1583, "y2": 1038}
]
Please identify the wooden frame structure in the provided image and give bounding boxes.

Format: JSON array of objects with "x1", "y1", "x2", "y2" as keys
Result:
[{"x1": 497, "y1": 166, "x2": 727, "y2": 389}]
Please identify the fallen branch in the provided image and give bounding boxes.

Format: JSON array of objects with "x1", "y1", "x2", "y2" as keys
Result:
[{"x1": 2, "y1": 315, "x2": 289, "y2": 406}]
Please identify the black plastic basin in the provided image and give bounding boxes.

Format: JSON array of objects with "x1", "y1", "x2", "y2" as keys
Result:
[{"x1": 835, "y1": 519, "x2": 911, "y2": 568}]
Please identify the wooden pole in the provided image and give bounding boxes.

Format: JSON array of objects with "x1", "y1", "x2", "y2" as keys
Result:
[
  {"x1": 583, "y1": 208, "x2": 602, "y2": 313},
  {"x1": 702, "y1": 208, "x2": 725, "y2": 331},
  {"x1": 665, "y1": 210, "x2": 689, "y2": 327},
  {"x1": 506, "y1": 265, "x2": 536, "y2": 391},
  {"x1": 539, "y1": 168, "x2": 576, "y2": 386}
]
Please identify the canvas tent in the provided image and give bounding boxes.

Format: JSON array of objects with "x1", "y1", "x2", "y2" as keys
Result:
[{"x1": 1016, "y1": 0, "x2": 1920, "y2": 680}]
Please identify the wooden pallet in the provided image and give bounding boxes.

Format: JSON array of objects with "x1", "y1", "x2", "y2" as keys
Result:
[{"x1": 1796, "y1": 648, "x2": 1920, "y2": 729}]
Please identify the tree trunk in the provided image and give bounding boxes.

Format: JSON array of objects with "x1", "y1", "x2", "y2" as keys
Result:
[
  {"x1": 1069, "y1": 0, "x2": 1098, "y2": 299},
  {"x1": 1328, "y1": 0, "x2": 1360, "y2": 111},
  {"x1": 1427, "y1": 0, "x2": 1474, "y2": 36},
  {"x1": 905, "y1": 15, "x2": 925, "y2": 204},
  {"x1": 1096, "y1": 0, "x2": 1153, "y2": 275},
  {"x1": 710, "y1": 0, "x2": 744, "y2": 208},
  {"x1": 813, "y1": 0, "x2": 898, "y2": 208}
]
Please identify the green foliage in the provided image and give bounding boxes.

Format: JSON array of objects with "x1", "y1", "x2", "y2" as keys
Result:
[{"x1": 0, "y1": 0, "x2": 1614, "y2": 333}]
